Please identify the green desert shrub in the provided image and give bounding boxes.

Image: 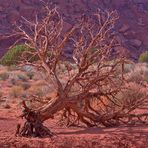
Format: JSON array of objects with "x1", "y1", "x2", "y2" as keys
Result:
[
  {"x1": 0, "y1": 45, "x2": 39, "y2": 66},
  {"x1": 0, "y1": 45, "x2": 27, "y2": 66},
  {"x1": 0, "y1": 44, "x2": 54, "y2": 66},
  {"x1": 139, "y1": 51, "x2": 148, "y2": 63}
]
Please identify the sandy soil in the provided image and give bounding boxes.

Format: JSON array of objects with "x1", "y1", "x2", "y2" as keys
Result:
[{"x1": 0, "y1": 104, "x2": 148, "y2": 148}]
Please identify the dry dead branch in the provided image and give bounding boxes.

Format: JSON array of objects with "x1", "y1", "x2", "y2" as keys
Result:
[{"x1": 12, "y1": 6, "x2": 148, "y2": 137}]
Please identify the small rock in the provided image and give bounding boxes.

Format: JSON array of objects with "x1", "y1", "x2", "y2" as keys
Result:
[
  {"x1": 119, "y1": 24, "x2": 130, "y2": 33},
  {"x1": 7, "y1": 10, "x2": 20, "y2": 23},
  {"x1": 123, "y1": 31, "x2": 136, "y2": 38},
  {"x1": 130, "y1": 39, "x2": 142, "y2": 47}
]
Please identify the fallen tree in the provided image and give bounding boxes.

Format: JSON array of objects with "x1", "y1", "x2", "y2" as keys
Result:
[{"x1": 11, "y1": 6, "x2": 147, "y2": 137}]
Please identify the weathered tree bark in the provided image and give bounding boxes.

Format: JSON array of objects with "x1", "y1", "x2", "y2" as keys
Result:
[
  {"x1": 17, "y1": 98, "x2": 66, "y2": 137},
  {"x1": 39, "y1": 97, "x2": 65, "y2": 121}
]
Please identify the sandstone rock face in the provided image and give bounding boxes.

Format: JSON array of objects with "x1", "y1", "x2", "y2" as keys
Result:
[{"x1": 0, "y1": 0, "x2": 148, "y2": 61}]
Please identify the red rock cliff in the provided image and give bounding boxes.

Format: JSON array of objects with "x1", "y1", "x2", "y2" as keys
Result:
[{"x1": 0, "y1": 0, "x2": 148, "y2": 60}]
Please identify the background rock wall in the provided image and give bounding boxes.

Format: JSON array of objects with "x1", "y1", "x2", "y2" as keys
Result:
[{"x1": 0, "y1": 0, "x2": 148, "y2": 60}]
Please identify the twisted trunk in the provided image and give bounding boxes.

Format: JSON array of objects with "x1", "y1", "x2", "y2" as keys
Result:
[
  {"x1": 17, "y1": 97, "x2": 66, "y2": 137},
  {"x1": 39, "y1": 97, "x2": 65, "y2": 121}
]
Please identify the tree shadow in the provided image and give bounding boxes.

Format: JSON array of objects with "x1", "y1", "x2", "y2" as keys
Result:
[{"x1": 57, "y1": 125, "x2": 148, "y2": 136}]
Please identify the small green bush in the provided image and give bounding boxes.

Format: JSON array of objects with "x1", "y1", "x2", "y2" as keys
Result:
[
  {"x1": 0, "y1": 45, "x2": 27, "y2": 66},
  {"x1": 139, "y1": 51, "x2": 148, "y2": 63},
  {"x1": 0, "y1": 45, "x2": 38, "y2": 66}
]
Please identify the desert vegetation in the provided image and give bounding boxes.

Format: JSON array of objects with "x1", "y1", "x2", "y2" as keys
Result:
[
  {"x1": 0, "y1": 5, "x2": 147, "y2": 142},
  {"x1": 139, "y1": 51, "x2": 148, "y2": 63}
]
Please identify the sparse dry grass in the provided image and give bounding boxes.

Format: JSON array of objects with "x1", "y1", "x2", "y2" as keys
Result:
[
  {"x1": 0, "y1": 63, "x2": 147, "y2": 115},
  {"x1": 9, "y1": 86, "x2": 24, "y2": 98},
  {"x1": 28, "y1": 85, "x2": 45, "y2": 97},
  {"x1": 126, "y1": 63, "x2": 148, "y2": 84},
  {"x1": 0, "y1": 71, "x2": 9, "y2": 81}
]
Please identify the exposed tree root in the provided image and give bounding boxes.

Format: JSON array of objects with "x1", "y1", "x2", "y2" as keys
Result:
[
  {"x1": 59, "y1": 105, "x2": 148, "y2": 128},
  {"x1": 18, "y1": 121, "x2": 53, "y2": 138},
  {"x1": 16, "y1": 99, "x2": 148, "y2": 138},
  {"x1": 16, "y1": 101, "x2": 54, "y2": 138}
]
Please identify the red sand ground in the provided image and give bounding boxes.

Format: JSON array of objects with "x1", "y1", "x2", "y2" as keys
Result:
[{"x1": 0, "y1": 103, "x2": 148, "y2": 148}]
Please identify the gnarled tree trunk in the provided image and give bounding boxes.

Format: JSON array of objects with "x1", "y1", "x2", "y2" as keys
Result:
[{"x1": 13, "y1": 5, "x2": 147, "y2": 137}]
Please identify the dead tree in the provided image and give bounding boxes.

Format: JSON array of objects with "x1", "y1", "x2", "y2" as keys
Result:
[{"x1": 13, "y1": 6, "x2": 147, "y2": 137}]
